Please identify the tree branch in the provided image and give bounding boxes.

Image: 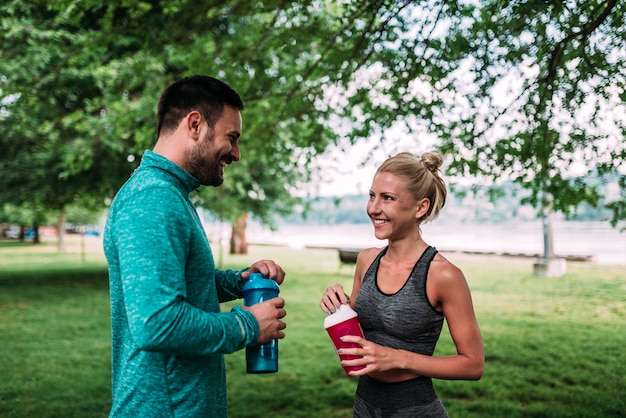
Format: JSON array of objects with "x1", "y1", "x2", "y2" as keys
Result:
[{"x1": 539, "y1": 0, "x2": 618, "y2": 84}]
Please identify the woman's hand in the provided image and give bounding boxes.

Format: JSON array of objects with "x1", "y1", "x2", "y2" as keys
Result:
[
  {"x1": 336, "y1": 336, "x2": 394, "y2": 376},
  {"x1": 320, "y1": 283, "x2": 350, "y2": 314}
]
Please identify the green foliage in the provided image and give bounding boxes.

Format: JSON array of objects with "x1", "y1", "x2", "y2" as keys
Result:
[
  {"x1": 1, "y1": 0, "x2": 624, "y2": 234},
  {"x1": 0, "y1": 0, "x2": 458, "y2": 227},
  {"x1": 0, "y1": 203, "x2": 53, "y2": 228},
  {"x1": 0, "y1": 0, "x2": 144, "y2": 212},
  {"x1": 63, "y1": 203, "x2": 103, "y2": 226},
  {"x1": 437, "y1": 0, "x2": 626, "y2": 227},
  {"x1": 0, "y1": 202, "x2": 101, "y2": 236},
  {"x1": 605, "y1": 174, "x2": 626, "y2": 230}
]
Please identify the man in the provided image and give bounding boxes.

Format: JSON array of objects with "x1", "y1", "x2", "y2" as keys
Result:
[{"x1": 103, "y1": 75, "x2": 287, "y2": 417}]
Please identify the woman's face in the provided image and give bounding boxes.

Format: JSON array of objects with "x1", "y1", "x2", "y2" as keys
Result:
[{"x1": 367, "y1": 172, "x2": 421, "y2": 241}]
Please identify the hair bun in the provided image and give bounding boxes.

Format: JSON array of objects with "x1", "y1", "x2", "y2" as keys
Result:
[{"x1": 420, "y1": 151, "x2": 443, "y2": 173}]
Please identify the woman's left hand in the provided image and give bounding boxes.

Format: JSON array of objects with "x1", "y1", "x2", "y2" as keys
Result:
[{"x1": 337, "y1": 336, "x2": 400, "y2": 377}]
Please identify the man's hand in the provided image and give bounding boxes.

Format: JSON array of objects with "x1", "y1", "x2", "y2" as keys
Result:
[
  {"x1": 243, "y1": 260, "x2": 286, "y2": 284},
  {"x1": 244, "y1": 297, "x2": 287, "y2": 343}
]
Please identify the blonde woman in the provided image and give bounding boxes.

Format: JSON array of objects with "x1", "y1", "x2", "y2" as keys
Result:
[{"x1": 320, "y1": 151, "x2": 484, "y2": 417}]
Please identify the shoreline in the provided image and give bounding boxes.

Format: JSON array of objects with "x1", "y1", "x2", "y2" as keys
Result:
[{"x1": 238, "y1": 220, "x2": 626, "y2": 265}]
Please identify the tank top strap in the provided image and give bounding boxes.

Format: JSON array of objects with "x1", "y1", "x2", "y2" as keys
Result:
[
  {"x1": 362, "y1": 247, "x2": 388, "y2": 284},
  {"x1": 410, "y1": 246, "x2": 438, "y2": 282},
  {"x1": 407, "y1": 246, "x2": 440, "y2": 309},
  {"x1": 418, "y1": 246, "x2": 438, "y2": 268},
  {"x1": 363, "y1": 246, "x2": 437, "y2": 286}
]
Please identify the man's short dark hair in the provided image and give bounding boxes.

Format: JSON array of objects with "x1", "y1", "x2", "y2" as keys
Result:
[{"x1": 157, "y1": 75, "x2": 244, "y2": 136}]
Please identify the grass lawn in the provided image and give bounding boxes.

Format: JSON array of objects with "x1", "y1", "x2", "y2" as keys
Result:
[{"x1": 0, "y1": 237, "x2": 625, "y2": 417}]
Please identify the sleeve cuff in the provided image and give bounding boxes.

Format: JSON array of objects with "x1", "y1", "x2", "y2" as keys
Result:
[
  {"x1": 236, "y1": 267, "x2": 250, "y2": 289},
  {"x1": 232, "y1": 305, "x2": 259, "y2": 348}
]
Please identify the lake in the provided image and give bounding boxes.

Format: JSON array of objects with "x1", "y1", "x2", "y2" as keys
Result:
[{"x1": 235, "y1": 220, "x2": 626, "y2": 265}]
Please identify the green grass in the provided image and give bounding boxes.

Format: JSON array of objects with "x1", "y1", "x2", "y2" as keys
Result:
[{"x1": 0, "y1": 238, "x2": 625, "y2": 417}]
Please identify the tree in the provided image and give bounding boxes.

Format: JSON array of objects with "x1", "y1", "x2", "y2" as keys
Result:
[
  {"x1": 3, "y1": 0, "x2": 622, "y2": 263},
  {"x1": 433, "y1": 0, "x2": 626, "y2": 274},
  {"x1": 0, "y1": 1, "x2": 146, "y2": 249},
  {"x1": 1, "y1": 0, "x2": 458, "y2": 253},
  {"x1": 0, "y1": 203, "x2": 52, "y2": 242}
]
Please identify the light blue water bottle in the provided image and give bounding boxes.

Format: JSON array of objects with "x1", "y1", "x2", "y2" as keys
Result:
[{"x1": 243, "y1": 272, "x2": 280, "y2": 373}]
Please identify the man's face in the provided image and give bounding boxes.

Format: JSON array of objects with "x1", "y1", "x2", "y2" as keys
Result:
[{"x1": 184, "y1": 105, "x2": 242, "y2": 186}]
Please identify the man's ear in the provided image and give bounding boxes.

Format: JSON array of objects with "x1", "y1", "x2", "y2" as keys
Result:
[{"x1": 185, "y1": 111, "x2": 203, "y2": 139}]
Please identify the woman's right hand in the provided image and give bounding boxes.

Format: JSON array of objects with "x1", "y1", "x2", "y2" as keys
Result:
[{"x1": 320, "y1": 284, "x2": 350, "y2": 314}]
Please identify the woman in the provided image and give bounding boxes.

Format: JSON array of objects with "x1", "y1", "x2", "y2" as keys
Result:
[{"x1": 320, "y1": 151, "x2": 484, "y2": 417}]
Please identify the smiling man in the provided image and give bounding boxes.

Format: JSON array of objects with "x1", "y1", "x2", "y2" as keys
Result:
[{"x1": 103, "y1": 75, "x2": 287, "y2": 418}]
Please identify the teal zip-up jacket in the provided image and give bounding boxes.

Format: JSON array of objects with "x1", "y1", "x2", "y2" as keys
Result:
[{"x1": 104, "y1": 150, "x2": 259, "y2": 417}]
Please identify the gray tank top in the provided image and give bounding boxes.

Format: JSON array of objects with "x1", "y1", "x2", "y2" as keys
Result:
[{"x1": 354, "y1": 246, "x2": 444, "y2": 356}]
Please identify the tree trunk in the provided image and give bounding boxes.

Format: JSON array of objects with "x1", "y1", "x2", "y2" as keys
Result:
[
  {"x1": 32, "y1": 221, "x2": 40, "y2": 244},
  {"x1": 541, "y1": 197, "x2": 555, "y2": 260},
  {"x1": 57, "y1": 211, "x2": 66, "y2": 252},
  {"x1": 229, "y1": 214, "x2": 248, "y2": 255},
  {"x1": 541, "y1": 210, "x2": 554, "y2": 260},
  {"x1": 533, "y1": 195, "x2": 566, "y2": 277}
]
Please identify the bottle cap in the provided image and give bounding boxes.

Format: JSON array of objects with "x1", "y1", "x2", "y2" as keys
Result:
[
  {"x1": 243, "y1": 273, "x2": 280, "y2": 292},
  {"x1": 323, "y1": 303, "x2": 358, "y2": 329}
]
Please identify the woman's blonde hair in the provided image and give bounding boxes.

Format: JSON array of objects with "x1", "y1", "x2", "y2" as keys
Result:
[{"x1": 376, "y1": 151, "x2": 447, "y2": 223}]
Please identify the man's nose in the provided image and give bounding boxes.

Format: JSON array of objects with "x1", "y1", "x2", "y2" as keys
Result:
[{"x1": 231, "y1": 143, "x2": 241, "y2": 162}]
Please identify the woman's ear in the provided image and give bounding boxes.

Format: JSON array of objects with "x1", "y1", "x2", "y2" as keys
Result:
[{"x1": 415, "y1": 198, "x2": 430, "y2": 221}]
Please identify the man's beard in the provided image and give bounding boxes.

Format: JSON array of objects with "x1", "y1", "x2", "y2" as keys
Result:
[{"x1": 184, "y1": 131, "x2": 223, "y2": 187}]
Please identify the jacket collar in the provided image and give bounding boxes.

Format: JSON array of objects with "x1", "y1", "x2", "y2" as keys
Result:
[{"x1": 140, "y1": 150, "x2": 201, "y2": 193}]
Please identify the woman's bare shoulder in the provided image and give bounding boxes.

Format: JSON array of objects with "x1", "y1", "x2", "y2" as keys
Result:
[
  {"x1": 430, "y1": 253, "x2": 466, "y2": 286},
  {"x1": 356, "y1": 247, "x2": 384, "y2": 265}
]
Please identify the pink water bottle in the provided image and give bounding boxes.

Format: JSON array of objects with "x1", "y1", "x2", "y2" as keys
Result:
[{"x1": 324, "y1": 303, "x2": 365, "y2": 377}]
